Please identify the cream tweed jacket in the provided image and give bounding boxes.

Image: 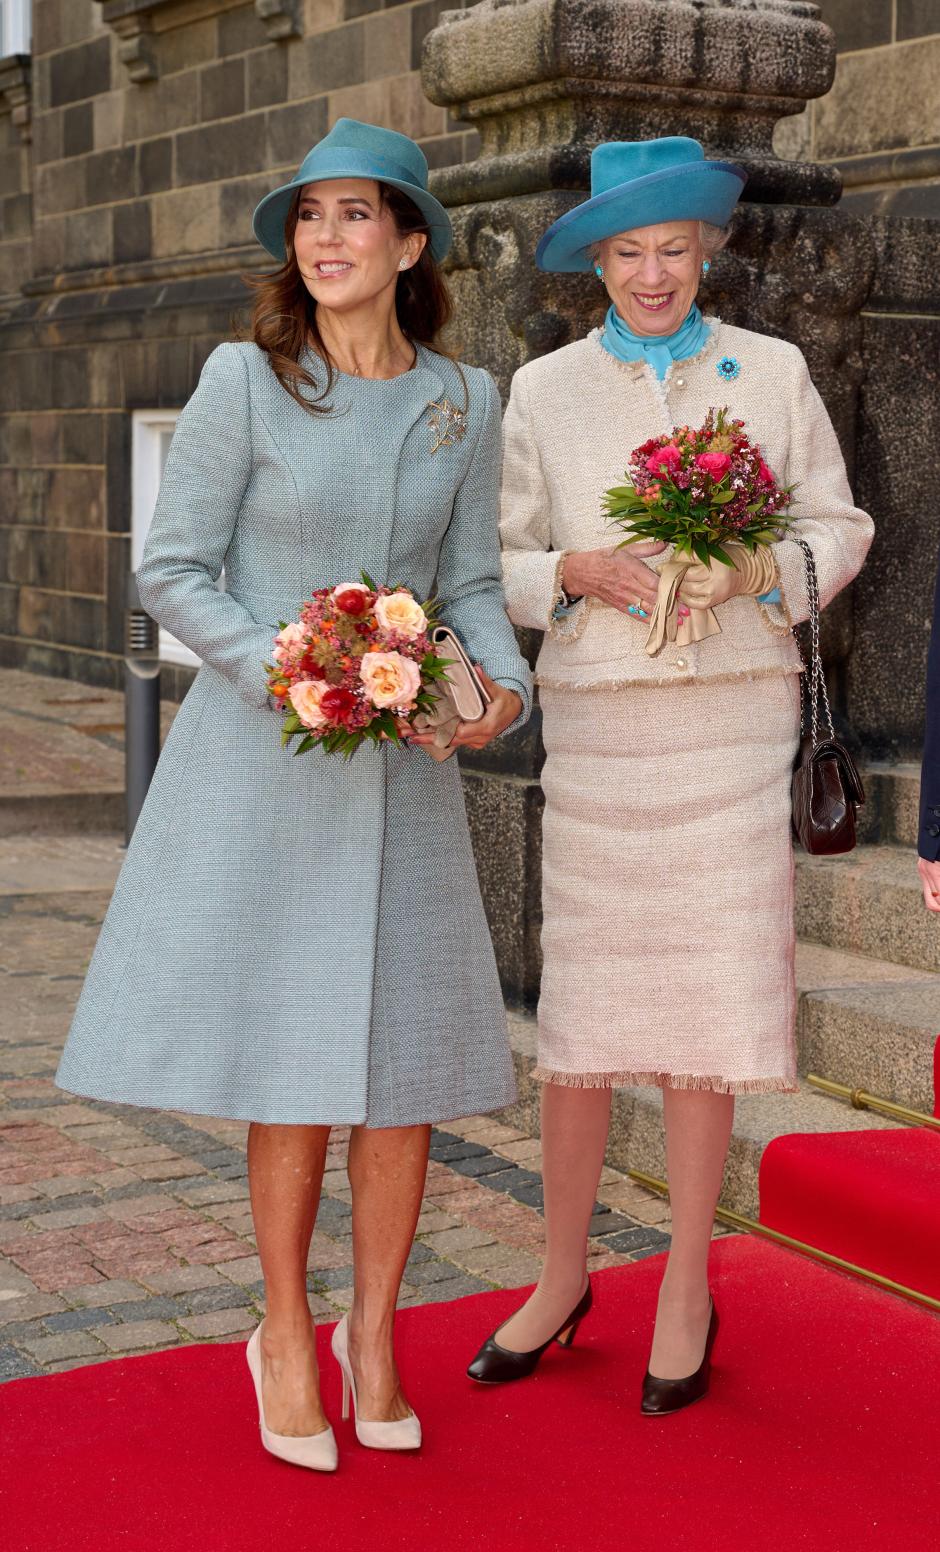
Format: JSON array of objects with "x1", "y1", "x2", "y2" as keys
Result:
[{"x1": 499, "y1": 320, "x2": 874, "y2": 687}]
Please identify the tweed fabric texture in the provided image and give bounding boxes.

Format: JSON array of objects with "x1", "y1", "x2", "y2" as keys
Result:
[
  {"x1": 499, "y1": 320, "x2": 874, "y2": 689},
  {"x1": 499, "y1": 321, "x2": 871, "y2": 1091},
  {"x1": 57, "y1": 343, "x2": 531, "y2": 1126},
  {"x1": 536, "y1": 676, "x2": 802, "y2": 1092}
]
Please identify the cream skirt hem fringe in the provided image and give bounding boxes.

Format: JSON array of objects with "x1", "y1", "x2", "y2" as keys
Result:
[{"x1": 531, "y1": 1066, "x2": 799, "y2": 1095}]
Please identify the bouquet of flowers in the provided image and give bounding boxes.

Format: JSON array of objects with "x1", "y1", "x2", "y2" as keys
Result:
[
  {"x1": 601, "y1": 408, "x2": 797, "y2": 656},
  {"x1": 602, "y1": 406, "x2": 795, "y2": 566},
  {"x1": 265, "y1": 576, "x2": 453, "y2": 758}
]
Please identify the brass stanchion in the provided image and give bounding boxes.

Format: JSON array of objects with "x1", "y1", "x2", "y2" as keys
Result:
[
  {"x1": 627, "y1": 1168, "x2": 940, "y2": 1316},
  {"x1": 806, "y1": 1073, "x2": 940, "y2": 1133}
]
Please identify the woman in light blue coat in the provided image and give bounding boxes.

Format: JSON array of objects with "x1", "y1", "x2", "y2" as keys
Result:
[{"x1": 56, "y1": 119, "x2": 531, "y2": 1469}]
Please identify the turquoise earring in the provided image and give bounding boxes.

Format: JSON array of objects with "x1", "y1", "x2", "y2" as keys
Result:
[
  {"x1": 595, "y1": 265, "x2": 604, "y2": 278},
  {"x1": 702, "y1": 260, "x2": 711, "y2": 275}
]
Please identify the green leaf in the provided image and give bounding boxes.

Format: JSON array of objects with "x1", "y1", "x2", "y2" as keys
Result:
[
  {"x1": 711, "y1": 545, "x2": 735, "y2": 567},
  {"x1": 711, "y1": 490, "x2": 736, "y2": 505},
  {"x1": 360, "y1": 570, "x2": 378, "y2": 591},
  {"x1": 692, "y1": 538, "x2": 710, "y2": 565},
  {"x1": 294, "y1": 734, "x2": 315, "y2": 755}
]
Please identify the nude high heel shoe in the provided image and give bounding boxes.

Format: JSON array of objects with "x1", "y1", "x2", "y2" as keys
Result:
[
  {"x1": 246, "y1": 1323, "x2": 338, "y2": 1471},
  {"x1": 331, "y1": 1315, "x2": 422, "y2": 1452}
]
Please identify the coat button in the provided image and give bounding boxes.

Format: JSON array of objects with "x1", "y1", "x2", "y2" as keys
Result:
[
  {"x1": 928, "y1": 824, "x2": 940, "y2": 837},
  {"x1": 675, "y1": 657, "x2": 688, "y2": 669},
  {"x1": 931, "y1": 807, "x2": 940, "y2": 816}
]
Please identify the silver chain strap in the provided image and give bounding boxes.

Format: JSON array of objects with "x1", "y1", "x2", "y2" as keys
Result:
[{"x1": 795, "y1": 537, "x2": 834, "y2": 744}]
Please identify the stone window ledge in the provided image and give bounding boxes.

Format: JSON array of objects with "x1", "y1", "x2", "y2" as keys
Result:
[
  {"x1": 94, "y1": 0, "x2": 301, "y2": 83},
  {"x1": 0, "y1": 52, "x2": 30, "y2": 142}
]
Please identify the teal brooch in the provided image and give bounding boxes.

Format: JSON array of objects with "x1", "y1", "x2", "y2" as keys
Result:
[{"x1": 716, "y1": 355, "x2": 741, "y2": 382}]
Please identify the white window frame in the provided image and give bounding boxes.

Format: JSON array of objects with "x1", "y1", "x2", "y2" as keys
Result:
[
  {"x1": 0, "y1": 0, "x2": 31, "y2": 56},
  {"x1": 131, "y1": 409, "x2": 205, "y2": 671}
]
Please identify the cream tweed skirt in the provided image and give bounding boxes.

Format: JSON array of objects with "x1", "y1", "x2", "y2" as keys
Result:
[{"x1": 535, "y1": 673, "x2": 803, "y2": 1094}]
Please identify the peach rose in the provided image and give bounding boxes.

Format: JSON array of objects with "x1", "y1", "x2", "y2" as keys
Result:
[
  {"x1": 359, "y1": 650, "x2": 422, "y2": 710},
  {"x1": 272, "y1": 621, "x2": 305, "y2": 664},
  {"x1": 289, "y1": 679, "x2": 330, "y2": 729},
  {"x1": 374, "y1": 591, "x2": 427, "y2": 640}
]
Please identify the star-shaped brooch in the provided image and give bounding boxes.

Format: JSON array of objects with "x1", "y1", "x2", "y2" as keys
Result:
[{"x1": 427, "y1": 397, "x2": 467, "y2": 453}]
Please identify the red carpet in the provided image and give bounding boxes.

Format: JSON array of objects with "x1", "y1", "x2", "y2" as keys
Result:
[
  {"x1": 2, "y1": 1236, "x2": 938, "y2": 1552},
  {"x1": 760, "y1": 1126, "x2": 940, "y2": 1299}
]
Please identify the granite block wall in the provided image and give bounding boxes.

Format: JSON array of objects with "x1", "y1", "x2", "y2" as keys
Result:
[{"x1": 775, "y1": 1, "x2": 940, "y2": 219}]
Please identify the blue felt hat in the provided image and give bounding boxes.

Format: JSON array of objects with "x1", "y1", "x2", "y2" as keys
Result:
[
  {"x1": 252, "y1": 117, "x2": 453, "y2": 264},
  {"x1": 536, "y1": 137, "x2": 747, "y2": 273}
]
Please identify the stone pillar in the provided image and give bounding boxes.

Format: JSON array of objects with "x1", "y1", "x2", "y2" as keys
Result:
[{"x1": 421, "y1": 0, "x2": 880, "y2": 1006}]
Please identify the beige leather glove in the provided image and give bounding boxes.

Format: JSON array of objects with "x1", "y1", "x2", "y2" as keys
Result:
[{"x1": 678, "y1": 542, "x2": 779, "y2": 610}]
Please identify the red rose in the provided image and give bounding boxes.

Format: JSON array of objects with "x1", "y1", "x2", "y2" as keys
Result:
[
  {"x1": 320, "y1": 686, "x2": 358, "y2": 723},
  {"x1": 758, "y1": 461, "x2": 775, "y2": 487},
  {"x1": 646, "y1": 443, "x2": 683, "y2": 474},
  {"x1": 334, "y1": 587, "x2": 370, "y2": 616},
  {"x1": 298, "y1": 653, "x2": 326, "y2": 680},
  {"x1": 695, "y1": 451, "x2": 732, "y2": 479}
]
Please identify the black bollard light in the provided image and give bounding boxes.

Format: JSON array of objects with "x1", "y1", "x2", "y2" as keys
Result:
[{"x1": 124, "y1": 573, "x2": 161, "y2": 845}]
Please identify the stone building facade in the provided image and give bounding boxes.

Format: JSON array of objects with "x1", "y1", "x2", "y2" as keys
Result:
[
  {"x1": 0, "y1": 0, "x2": 938, "y2": 1007},
  {"x1": 776, "y1": 1, "x2": 940, "y2": 219}
]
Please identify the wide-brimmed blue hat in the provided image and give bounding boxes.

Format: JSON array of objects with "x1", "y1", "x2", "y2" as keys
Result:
[
  {"x1": 536, "y1": 137, "x2": 746, "y2": 273},
  {"x1": 252, "y1": 117, "x2": 453, "y2": 264}
]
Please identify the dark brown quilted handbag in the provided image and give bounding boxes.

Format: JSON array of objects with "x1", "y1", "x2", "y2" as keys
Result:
[{"x1": 791, "y1": 539, "x2": 865, "y2": 854}]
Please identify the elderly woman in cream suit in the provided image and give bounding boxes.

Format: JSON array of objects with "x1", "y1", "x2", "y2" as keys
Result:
[{"x1": 467, "y1": 138, "x2": 873, "y2": 1412}]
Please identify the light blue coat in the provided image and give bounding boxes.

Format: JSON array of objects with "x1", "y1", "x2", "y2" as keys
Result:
[{"x1": 56, "y1": 342, "x2": 531, "y2": 1126}]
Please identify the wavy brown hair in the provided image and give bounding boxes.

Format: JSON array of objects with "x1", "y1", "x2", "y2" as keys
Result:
[{"x1": 245, "y1": 184, "x2": 453, "y2": 414}]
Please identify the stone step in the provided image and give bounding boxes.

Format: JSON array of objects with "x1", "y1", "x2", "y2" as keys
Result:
[
  {"x1": 857, "y1": 762, "x2": 921, "y2": 849},
  {"x1": 0, "y1": 832, "x2": 125, "y2": 902},
  {"x1": 795, "y1": 942, "x2": 939, "y2": 1113},
  {"x1": 503, "y1": 1010, "x2": 904, "y2": 1222},
  {"x1": 0, "y1": 668, "x2": 177, "y2": 837},
  {"x1": 0, "y1": 789, "x2": 124, "y2": 837},
  {"x1": 795, "y1": 844, "x2": 939, "y2": 973}
]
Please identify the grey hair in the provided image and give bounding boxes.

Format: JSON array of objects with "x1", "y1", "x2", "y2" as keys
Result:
[
  {"x1": 699, "y1": 220, "x2": 731, "y2": 257},
  {"x1": 588, "y1": 219, "x2": 732, "y2": 264}
]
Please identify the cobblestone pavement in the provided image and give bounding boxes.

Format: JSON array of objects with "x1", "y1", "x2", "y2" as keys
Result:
[{"x1": 0, "y1": 669, "x2": 677, "y2": 1383}]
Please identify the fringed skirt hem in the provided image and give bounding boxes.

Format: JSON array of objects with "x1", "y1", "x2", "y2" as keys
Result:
[{"x1": 531, "y1": 1065, "x2": 799, "y2": 1096}]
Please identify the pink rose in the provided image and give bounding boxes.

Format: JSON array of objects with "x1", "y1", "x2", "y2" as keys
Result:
[
  {"x1": 272, "y1": 621, "x2": 304, "y2": 664},
  {"x1": 695, "y1": 451, "x2": 732, "y2": 479},
  {"x1": 360, "y1": 650, "x2": 422, "y2": 710},
  {"x1": 289, "y1": 679, "x2": 330, "y2": 729},
  {"x1": 646, "y1": 443, "x2": 683, "y2": 474}
]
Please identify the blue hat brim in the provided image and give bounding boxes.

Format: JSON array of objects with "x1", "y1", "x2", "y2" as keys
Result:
[
  {"x1": 536, "y1": 161, "x2": 747, "y2": 273},
  {"x1": 252, "y1": 152, "x2": 453, "y2": 264}
]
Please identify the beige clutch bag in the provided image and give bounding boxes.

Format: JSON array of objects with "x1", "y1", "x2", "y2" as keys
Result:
[{"x1": 413, "y1": 625, "x2": 492, "y2": 761}]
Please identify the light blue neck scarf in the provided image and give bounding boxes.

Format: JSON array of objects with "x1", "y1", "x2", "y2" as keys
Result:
[{"x1": 600, "y1": 302, "x2": 711, "y2": 380}]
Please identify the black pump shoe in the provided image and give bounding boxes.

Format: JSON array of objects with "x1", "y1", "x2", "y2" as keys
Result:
[
  {"x1": 640, "y1": 1298, "x2": 719, "y2": 1416},
  {"x1": 467, "y1": 1281, "x2": 593, "y2": 1384}
]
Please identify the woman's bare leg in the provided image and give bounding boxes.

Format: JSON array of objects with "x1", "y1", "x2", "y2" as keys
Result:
[
  {"x1": 248, "y1": 1121, "x2": 331, "y2": 1435},
  {"x1": 345, "y1": 1122, "x2": 431, "y2": 1420},
  {"x1": 494, "y1": 1083, "x2": 612, "y2": 1352},
  {"x1": 648, "y1": 1088, "x2": 734, "y2": 1378}
]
